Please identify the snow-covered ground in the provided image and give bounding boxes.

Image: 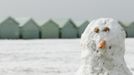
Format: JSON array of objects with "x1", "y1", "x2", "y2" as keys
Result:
[{"x1": 0, "y1": 39, "x2": 133, "y2": 75}]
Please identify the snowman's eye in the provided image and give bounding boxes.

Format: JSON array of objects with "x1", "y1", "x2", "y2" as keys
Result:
[
  {"x1": 103, "y1": 27, "x2": 110, "y2": 32},
  {"x1": 94, "y1": 27, "x2": 99, "y2": 33}
]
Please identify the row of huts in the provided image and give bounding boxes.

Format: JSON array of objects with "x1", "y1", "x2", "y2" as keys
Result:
[
  {"x1": 0, "y1": 17, "x2": 89, "y2": 39},
  {"x1": 0, "y1": 17, "x2": 134, "y2": 39}
]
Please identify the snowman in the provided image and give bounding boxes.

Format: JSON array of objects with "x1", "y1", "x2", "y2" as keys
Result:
[{"x1": 77, "y1": 18, "x2": 132, "y2": 75}]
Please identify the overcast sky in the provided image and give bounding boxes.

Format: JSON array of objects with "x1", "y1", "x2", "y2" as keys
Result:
[{"x1": 0, "y1": 0, "x2": 133, "y2": 22}]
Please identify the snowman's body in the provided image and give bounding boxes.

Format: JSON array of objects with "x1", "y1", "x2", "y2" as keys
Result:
[{"x1": 77, "y1": 18, "x2": 132, "y2": 75}]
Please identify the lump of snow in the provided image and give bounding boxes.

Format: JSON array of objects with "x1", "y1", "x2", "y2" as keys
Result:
[{"x1": 76, "y1": 18, "x2": 132, "y2": 75}]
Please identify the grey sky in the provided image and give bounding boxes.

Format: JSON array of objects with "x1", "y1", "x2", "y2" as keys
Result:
[{"x1": 0, "y1": 0, "x2": 133, "y2": 22}]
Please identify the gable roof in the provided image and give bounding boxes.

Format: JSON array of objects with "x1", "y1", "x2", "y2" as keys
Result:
[
  {"x1": 63, "y1": 19, "x2": 77, "y2": 28},
  {"x1": 42, "y1": 19, "x2": 59, "y2": 28},
  {"x1": 1, "y1": 16, "x2": 19, "y2": 25},
  {"x1": 22, "y1": 18, "x2": 39, "y2": 28}
]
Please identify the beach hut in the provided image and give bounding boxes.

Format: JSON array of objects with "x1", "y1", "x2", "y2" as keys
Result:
[
  {"x1": 61, "y1": 19, "x2": 78, "y2": 38},
  {"x1": 0, "y1": 17, "x2": 20, "y2": 39},
  {"x1": 41, "y1": 20, "x2": 59, "y2": 38},
  {"x1": 78, "y1": 20, "x2": 89, "y2": 37},
  {"x1": 126, "y1": 22, "x2": 134, "y2": 37},
  {"x1": 21, "y1": 19, "x2": 40, "y2": 39}
]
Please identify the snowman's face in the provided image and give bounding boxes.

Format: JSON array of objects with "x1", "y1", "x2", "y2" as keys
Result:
[{"x1": 81, "y1": 18, "x2": 126, "y2": 56}]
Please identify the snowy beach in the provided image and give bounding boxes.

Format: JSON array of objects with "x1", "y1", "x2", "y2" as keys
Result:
[{"x1": 0, "y1": 39, "x2": 133, "y2": 75}]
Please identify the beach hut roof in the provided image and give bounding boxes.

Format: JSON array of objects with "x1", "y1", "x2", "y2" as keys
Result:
[
  {"x1": 23, "y1": 18, "x2": 38, "y2": 26},
  {"x1": 42, "y1": 19, "x2": 59, "y2": 28},
  {"x1": 62, "y1": 19, "x2": 77, "y2": 28},
  {"x1": 1, "y1": 17, "x2": 19, "y2": 25}
]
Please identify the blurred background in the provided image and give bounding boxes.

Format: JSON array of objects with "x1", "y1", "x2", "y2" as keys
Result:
[
  {"x1": 0, "y1": 0, "x2": 133, "y2": 39},
  {"x1": 0, "y1": 0, "x2": 133, "y2": 22}
]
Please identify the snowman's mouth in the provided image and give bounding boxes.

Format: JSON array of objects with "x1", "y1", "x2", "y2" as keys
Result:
[{"x1": 95, "y1": 45, "x2": 112, "y2": 56}]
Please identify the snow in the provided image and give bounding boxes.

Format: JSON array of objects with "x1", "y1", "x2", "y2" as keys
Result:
[{"x1": 0, "y1": 39, "x2": 133, "y2": 75}]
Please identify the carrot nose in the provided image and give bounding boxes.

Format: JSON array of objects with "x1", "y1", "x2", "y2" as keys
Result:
[{"x1": 98, "y1": 40, "x2": 106, "y2": 49}]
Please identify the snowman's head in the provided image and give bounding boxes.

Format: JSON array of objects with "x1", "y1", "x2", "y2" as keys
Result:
[{"x1": 81, "y1": 18, "x2": 126, "y2": 56}]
